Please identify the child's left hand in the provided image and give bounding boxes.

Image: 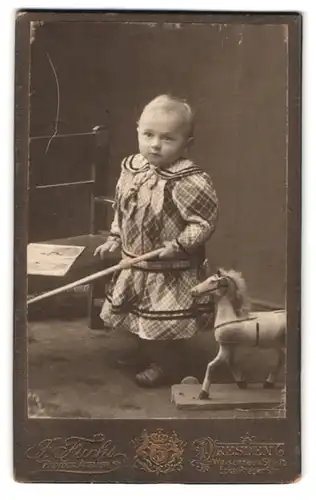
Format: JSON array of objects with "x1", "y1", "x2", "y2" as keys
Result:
[{"x1": 159, "y1": 241, "x2": 181, "y2": 260}]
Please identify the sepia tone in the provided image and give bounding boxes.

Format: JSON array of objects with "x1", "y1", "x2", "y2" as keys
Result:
[{"x1": 14, "y1": 11, "x2": 301, "y2": 483}]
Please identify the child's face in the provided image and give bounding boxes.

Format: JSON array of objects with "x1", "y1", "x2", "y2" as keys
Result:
[{"x1": 137, "y1": 107, "x2": 190, "y2": 168}]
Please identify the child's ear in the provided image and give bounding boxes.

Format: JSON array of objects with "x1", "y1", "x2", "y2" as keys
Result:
[
  {"x1": 186, "y1": 136, "x2": 194, "y2": 148},
  {"x1": 184, "y1": 136, "x2": 194, "y2": 153}
]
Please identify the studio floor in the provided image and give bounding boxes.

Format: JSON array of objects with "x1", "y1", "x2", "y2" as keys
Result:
[{"x1": 27, "y1": 313, "x2": 285, "y2": 419}]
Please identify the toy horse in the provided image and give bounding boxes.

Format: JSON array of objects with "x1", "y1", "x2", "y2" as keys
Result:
[{"x1": 191, "y1": 269, "x2": 286, "y2": 400}]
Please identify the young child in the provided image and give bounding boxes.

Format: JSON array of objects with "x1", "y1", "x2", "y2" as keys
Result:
[{"x1": 94, "y1": 95, "x2": 218, "y2": 387}]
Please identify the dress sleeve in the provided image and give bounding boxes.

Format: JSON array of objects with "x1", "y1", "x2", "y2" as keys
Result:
[{"x1": 171, "y1": 172, "x2": 218, "y2": 253}]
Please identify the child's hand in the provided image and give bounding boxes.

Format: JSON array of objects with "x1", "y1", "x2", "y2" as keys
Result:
[
  {"x1": 94, "y1": 239, "x2": 120, "y2": 259},
  {"x1": 159, "y1": 241, "x2": 180, "y2": 260}
]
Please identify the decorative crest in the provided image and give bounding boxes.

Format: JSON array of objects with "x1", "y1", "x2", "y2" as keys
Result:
[{"x1": 132, "y1": 428, "x2": 186, "y2": 474}]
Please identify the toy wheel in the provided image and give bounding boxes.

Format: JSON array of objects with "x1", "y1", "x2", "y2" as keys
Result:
[{"x1": 180, "y1": 376, "x2": 199, "y2": 385}]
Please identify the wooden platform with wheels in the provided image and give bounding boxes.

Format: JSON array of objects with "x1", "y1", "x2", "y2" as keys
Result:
[{"x1": 171, "y1": 381, "x2": 285, "y2": 411}]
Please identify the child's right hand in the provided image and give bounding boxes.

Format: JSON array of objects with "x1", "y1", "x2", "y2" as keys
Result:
[{"x1": 93, "y1": 240, "x2": 120, "y2": 259}]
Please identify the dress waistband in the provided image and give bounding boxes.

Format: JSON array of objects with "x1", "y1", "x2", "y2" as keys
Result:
[{"x1": 122, "y1": 247, "x2": 203, "y2": 272}]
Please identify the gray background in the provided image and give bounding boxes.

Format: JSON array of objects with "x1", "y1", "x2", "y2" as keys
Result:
[{"x1": 30, "y1": 21, "x2": 287, "y2": 305}]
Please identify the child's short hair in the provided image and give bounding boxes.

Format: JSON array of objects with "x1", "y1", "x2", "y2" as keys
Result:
[{"x1": 140, "y1": 94, "x2": 194, "y2": 138}]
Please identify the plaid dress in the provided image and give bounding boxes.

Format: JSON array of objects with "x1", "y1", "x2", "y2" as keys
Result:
[{"x1": 100, "y1": 154, "x2": 218, "y2": 340}]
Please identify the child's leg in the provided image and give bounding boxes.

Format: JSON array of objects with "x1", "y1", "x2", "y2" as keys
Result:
[
  {"x1": 136, "y1": 339, "x2": 188, "y2": 387},
  {"x1": 115, "y1": 333, "x2": 149, "y2": 369}
]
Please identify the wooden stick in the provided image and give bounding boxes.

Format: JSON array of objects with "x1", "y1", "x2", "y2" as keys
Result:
[
  {"x1": 34, "y1": 180, "x2": 95, "y2": 190},
  {"x1": 27, "y1": 248, "x2": 163, "y2": 305}
]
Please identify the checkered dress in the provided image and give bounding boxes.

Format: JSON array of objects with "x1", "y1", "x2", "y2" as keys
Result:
[{"x1": 100, "y1": 154, "x2": 218, "y2": 340}]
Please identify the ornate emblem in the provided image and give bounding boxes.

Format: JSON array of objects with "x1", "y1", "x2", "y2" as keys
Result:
[{"x1": 132, "y1": 428, "x2": 186, "y2": 474}]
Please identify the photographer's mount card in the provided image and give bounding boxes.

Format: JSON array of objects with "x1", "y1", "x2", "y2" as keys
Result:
[{"x1": 14, "y1": 11, "x2": 301, "y2": 483}]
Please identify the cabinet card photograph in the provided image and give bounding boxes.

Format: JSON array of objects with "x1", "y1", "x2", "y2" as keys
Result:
[{"x1": 14, "y1": 11, "x2": 301, "y2": 483}]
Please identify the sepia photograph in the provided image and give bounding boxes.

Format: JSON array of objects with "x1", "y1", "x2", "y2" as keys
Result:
[
  {"x1": 14, "y1": 10, "x2": 301, "y2": 483},
  {"x1": 27, "y1": 16, "x2": 288, "y2": 419}
]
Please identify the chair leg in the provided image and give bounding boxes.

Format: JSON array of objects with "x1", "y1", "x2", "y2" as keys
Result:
[{"x1": 88, "y1": 282, "x2": 104, "y2": 329}]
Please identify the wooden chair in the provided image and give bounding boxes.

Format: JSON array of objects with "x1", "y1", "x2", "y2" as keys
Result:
[{"x1": 28, "y1": 125, "x2": 120, "y2": 328}]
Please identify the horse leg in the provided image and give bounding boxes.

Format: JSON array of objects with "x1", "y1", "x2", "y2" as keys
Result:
[
  {"x1": 199, "y1": 345, "x2": 228, "y2": 399},
  {"x1": 226, "y1": 346, "x2": 248, "y2": 389},
  {"x1": 263, "y1": 347, "x2": 285, "y2": 389}
]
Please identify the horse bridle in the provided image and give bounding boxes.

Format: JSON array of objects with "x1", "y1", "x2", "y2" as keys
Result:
[
  {"x1": 195, "y1": 273, "x2": 233, "y2": 296},
  {"x1": 211, "y1": 272, "x2": 235, "y2": 292},
  {"x1": 213, "y1": 272, "x2": 260, "y2": 346},
  {"x1": 195, "y1": 279, "x2": 227, "y2": 296}
]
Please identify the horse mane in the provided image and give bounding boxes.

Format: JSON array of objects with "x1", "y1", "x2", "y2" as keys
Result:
[{"x1": 219, "y1": 268, "x2": 251, "y2": 317}]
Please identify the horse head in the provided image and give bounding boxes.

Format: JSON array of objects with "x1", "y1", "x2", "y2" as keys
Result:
[
  {"x1": 191, "y1": 268, "x2": 229, "y2": 298},
  {"x1": 191, "y1": 268, "x2": 251, "y2": 317}
]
